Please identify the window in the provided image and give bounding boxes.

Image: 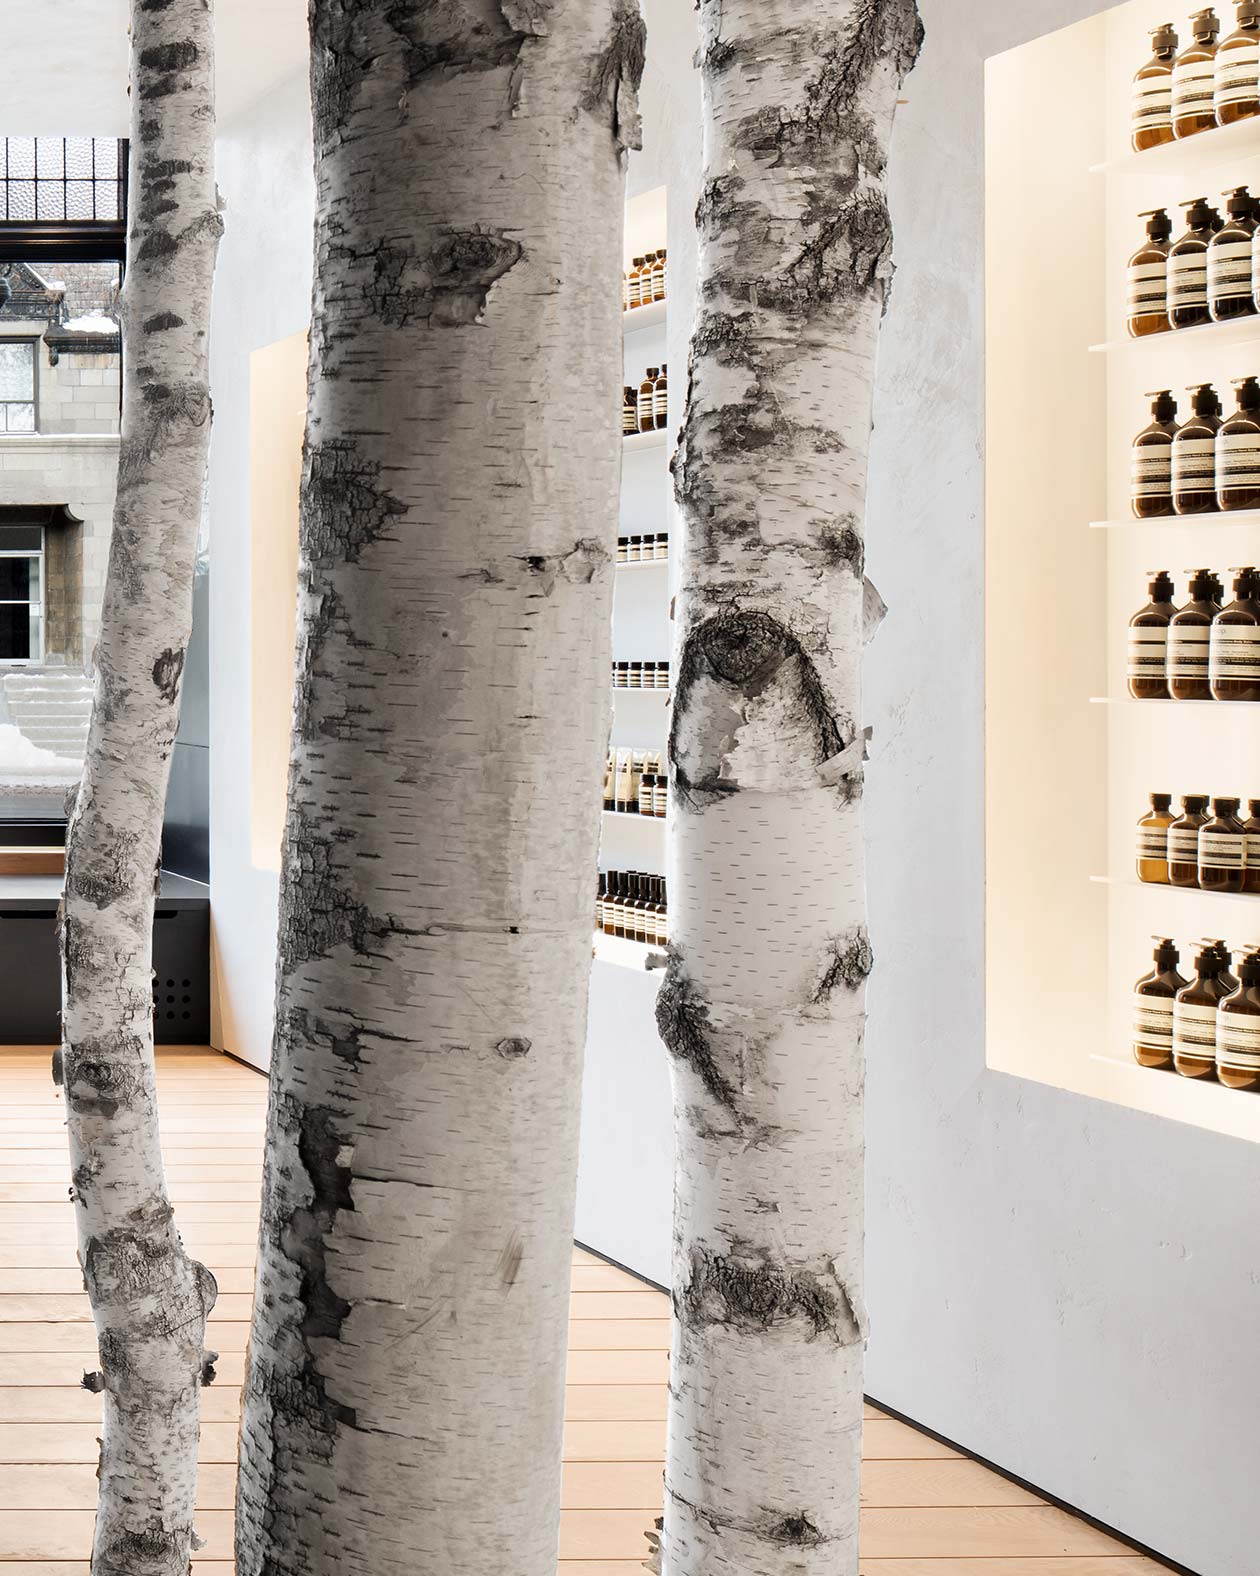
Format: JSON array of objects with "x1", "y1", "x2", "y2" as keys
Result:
[
  {"x1": 0, "y1": 139, "x2": 121, "y2": 224},
  {"x1": 0, "y1": 342, "x2": 35, "y2": 432},
  {"x1": 0, "y1": 525, "x2": 43, "y2": 663}
]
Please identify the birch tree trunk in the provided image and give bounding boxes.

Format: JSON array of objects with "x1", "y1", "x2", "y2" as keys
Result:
[
  {"x1": 235, "y1": 5, "x2": 643, "y2": 1571},
  {"x1": 657, "y1": 4, "x2": 922, "y2": 1572},
  {"x1": 56, "y1": 4, "x2": 222, "y2": 1574}
]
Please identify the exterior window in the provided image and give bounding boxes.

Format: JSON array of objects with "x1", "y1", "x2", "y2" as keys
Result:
[
  {"x1": 0, "y1": 342, "x2": 34, "y2": 432},
  {"x1": 0, "y1": 138, "x2": 122, "y2": 223},
  {"x1": 0, "y1": 525, "x2": 44, "y2": 663}
]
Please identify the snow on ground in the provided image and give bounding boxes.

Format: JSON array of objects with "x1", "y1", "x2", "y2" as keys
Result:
[{"x1": 0, "y1": 723, "x2": 79, "y2": 777}]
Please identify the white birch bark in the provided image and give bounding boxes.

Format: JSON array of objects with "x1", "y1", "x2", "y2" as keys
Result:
[
  {"x1": 235, "y1": 4, "x2": 644, "y2": 1571},
  {"x1": 56, "y1": 4, "x2": 222, "y2": 1574},
  {"x1": 656, "y1": 4, "x2": 922, "y2": 1572}
]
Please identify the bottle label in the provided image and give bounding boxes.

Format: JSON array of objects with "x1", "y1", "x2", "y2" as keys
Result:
[
  {"x1": 1219, "y1": 1008, "x2": 1260, "y2": 1067},
  {"x1": 1137, "y1": 824, "x2": 1168, "y2": 859},
  {"x1": 1134, "y1": 990, "x2": 1175, "y2": 1049},
  {"x1": 1208, "y1": 239, "x2": 1255, "y2": 303},
  {"x1": 1172, "y1": 436, "x2": 1216, "y2": 488},
  {"x1": 1217, "y1": 39, "x2": 1260, "y2": 107},
  {"x1": 1131, "y1": 445, "x2": 1172, "y2": 500},
  {"x1": 1248, "y1": 832, "x2": 1260, "y2": 866},
  {"x1": 1127, "y1": 625, "x2": 1167, "y2": 678},
  {"x1": 1173, "y1": 58, "x2": 1217, "y2": 117},
  {"x1": 1128, "y1": 258, "x2": 1169, "y2": 319},
  {"x1": 1167, "y1": 624, "x2": 1211, "y2": 678},
  {"x1": 1200, "y1": 830, "x2": 1246, "y2": 868},
  {"x1": 1168, "y1": 249, "x2": 1209, "y2": 308},
  {"x1": 1210, "y1": 624, "x2": 1260, "y2": 681},
  {"x1": 1168, "y1": 825, "x2": 1201, "y2": 862},
  {"x1": 1174, "y1": 998, "x2": 1219, "y2": 1055},
  {"x1": 1217, "y1": 431, "x2": 1260, "y2": 490},
  {"x1": 1133, "y1": 73, "x2": 1173, "y2": 130},
  {"x1": 654, "y1": 387, "x2": 667, "y2": 419}
]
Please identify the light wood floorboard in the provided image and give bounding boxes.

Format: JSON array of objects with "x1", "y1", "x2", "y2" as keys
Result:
[{"x1": 0, "y1": 1048, "x2": 1168, "y2": 1573}]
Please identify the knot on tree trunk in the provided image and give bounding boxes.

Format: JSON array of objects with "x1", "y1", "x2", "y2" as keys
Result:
[
  {"x1": 679, "y1": 1243, "x2": 866, "y2": 1347},
  {"x1": 654, "y1": 956, "x2": 740, "y2": 1115}
]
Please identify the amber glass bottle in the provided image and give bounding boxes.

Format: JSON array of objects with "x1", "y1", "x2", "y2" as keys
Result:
[
  {"x1": 1131, "y1": 391, "x2": 1179, "y2": 517},
  {"x1": 1208, "y1": 187, "x2": 1258, "y2": 318},
  {"x1": 1210, "y1": 565, "x2": 1260, "y2": 699},
  {"x1": 1169, "y1": 567, "x2": 1224, "y2": 696},
  {"x1": 622, "y1": 385, "x2": 638, "y2": 436},
  {"x1": 638, "y1": 367, "x2": 658, "y2": 433},
  {"x1": 1217, "y1": 947, "x2": 1260, "y2": 1087},
  {"x1": 1127, "y1": 570, "x2": 1178, "y2": 698},
  {"x1": 1169, "y1": 201, "x2": 1222, "y2": 327},
  {"x1": 1212, "y1": 938, "x2": 1240, "y2": 996},
  {"x1": 653, "y1": 363, "x2": 668, "y2": 430},
  {"x1": 1217, "y1": 0, "x2": 1260, "y2": 123},
  {"x1": 1199, "y1": 795, "x2": 1247, "y2": 890},
  {"x1": 1169, "y1": 793, "x2": 1211, "y2": 884},
  {"x1": 1174, "y1": 10, "x2": 1223, "y2": 137},
  {"x1": 1128, "y1": 211, "x2": 1174, "y2": 337},
  {"x1": 1216, "y1": 377, "x2": 1260, "y2": 508},
  {"x1": 651, "y1": 249, "x2": 667, "y2": 302},
  {"x1": 1173, "y1": 939, "x2": 1228, "y2": 1078},
  {"x1": 1135, "y1": 23, "x2": 1181, "y2": 148},
  {"x1": 1245, "y1": 799, "x2": 1260, "y2": 891},
  {"x1": 1137, "y1": 792, "x2": 1176, "y2": 883},
  {"x1": 1172, "y1": 385, "x2": 1222, "y2": 510},
  {"x1": 626, "y1": 256, "x2": 645, "y2": 309},
  {"x1": 1134, "y1": 937, "x2": 1189, "y2": 1068}
]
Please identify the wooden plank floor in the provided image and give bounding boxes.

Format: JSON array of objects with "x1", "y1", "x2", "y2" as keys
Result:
[{"x1": 0, "y1": 1046, "x2": 1168, "y2": 1574}]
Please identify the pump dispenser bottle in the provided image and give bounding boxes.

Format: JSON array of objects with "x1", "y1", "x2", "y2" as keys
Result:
[
  {"x1": 1174, "y1": 10, "x2": 1223, "y2": 137},
  {"x1": 1216, "y1": 378, "x2": 1260, "y2": 508},
  {"x1": 1170, "y1": 202, "x2": 1222, "y2": 326},
  {"x1": 1131, "y1": 391, "x2": 1180, "y2": 517},
  {"x1": 1128, "y1": 571, "x2": 1178, "y2": 699},
  {"x1": 1217, "y1": 947, "x2": 1260, "y2": 1088},
  {"x1": 1135, "y1": 23, "x2": 1182, "y2": 147},
  {"x1": 1245, "y1": 800, "x2": 1260, "y2": 891},
  {"x1": 1216, "y1": 0, "x2": 1260, "y2": 122},
  {"x1": 1169, "y1": 793, "x2": 1211, "y2": 884},
  {"x1": 1209, "y1": 187, "x2": 1259, "y2": 317},
  {"x1": 1169, "y1": 568, "x2": 1224, "y2": 696},
  {"x1": 1137, "y1": 792, "x2": 1176, "y2": 883},
  {"x1": 1129, "y1": 210, "x2": 1175, "y2": 337},
  {"x1": 1173, "y1": 385, "x2": 1223, "y2": 511},
  {"x1": 1210, "y1": 566, "x2": 1260, "y2": 699},
  {"x1": 1134, "y1": 937, "x2": 1189, "y2": 1068},
  {"x1": 1174, "y1": 940, "x2": 1229, "y2": 1077},
  {"x1": 1199, "y1": 796, "x2": 1247, "y2": 890}
]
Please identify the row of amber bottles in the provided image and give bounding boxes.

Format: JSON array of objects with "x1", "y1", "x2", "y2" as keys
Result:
[
  {"x1": 1132, "y1": 5, "x2": 1260, "y2": 151},
  {"x1": 1138, "y1": 791, "x2": 1260, "y2": 889},
  {"x1": 623, "y1": 251, "x2": 666, "y2": 311},
  {"x1": 1134, "y1": 936, "x2": 1260, "y2": 1088},
  {"x1": 602, "y1": 747, "x2": 668, "y2": 816},
  {"x1": 622, "y1": 365, "x2": 668, "y2": 435},
  {"x1": 1127, "y1": 191, "x2": 1260, "y2": 336},
  {"x1": 596, "y1": 871, "x2": 668, "y2": 946},
  {"x1": 1131, "y1": 379, "x2": 1260, "y2": 515},
  {"x1": 1128, "y1": 567, "x2": 1260, "y2": 699}
]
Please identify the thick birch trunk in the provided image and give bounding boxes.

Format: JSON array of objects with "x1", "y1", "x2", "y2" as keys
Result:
[
  {"x1": 235, "y1": 5, "x2": 643, "y2": 1571},
  {"x1": 657, "y1": 4, "x2": 922, "y2": 1572},
  {"x1": 57, "y1": 5, "x2": 222, "y2": 1574}
]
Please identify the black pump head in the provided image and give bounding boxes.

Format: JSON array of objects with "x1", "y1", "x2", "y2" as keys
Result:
[
  {"x1": 1187, "y1": 382, "x2": 1222, "y2": 416},
  {"x1": 1151, "y1": 792, "x2": 1174, "y2": 811},
  {"x1": 1148, "y1": 388, "x2": 1178, "y2": 421},
  {"x1": 1230, "y1": 564, "x2": 1260, "y2": 597},
  {"x1": 1212, "y1": 796, "x2": 1242, "y2": 816},
  {"x1": 1190, "y1": 7, "x2": 1221, "y2": 40},
  {"x1": 1152, "y1": 936, "x2": 1180, "y2": 970},
  {"x1": 1183, "y1": 793, "x2": 1211, "y2": 812},
  {"x1": 1140, "y1": 208, "x2": 1174, "y2": 243},
  {"x1": 1235, "y1": 0, "x2": 1260, "y2": 24},
  {"x1": 1185, "y1": 565, "x2": 1224, "y2": 600},
  {"x1": 1233, "y1": 376, "x2": 1260, "y2": 411},
  {"x1": 1223, "y1": 186, "x2": 1257, "y2": 219},
  {"x1": 1152, "y1": 20, "x2": 1180, "y2": 50},
  {"x1": 1148, "y1": 569, "x2": 1176, "y2": 600},
  {"x1": 1180, "y1": 197, "x2": 1222, "y2": 232}
]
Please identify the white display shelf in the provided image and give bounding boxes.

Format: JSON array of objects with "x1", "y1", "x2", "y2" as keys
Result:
[
  {"x1": 602, "y1": 808, "x2": 666, "y2": 825},
  {"x1": 1090, "y1": 695, "x2": 1260, "y2": 707},
  {"x1": 1090, "y1": 873, "x2": 1260, "y2": 905},
  {"x1": 1090, "y1": 508, "x2": 1260, "y2": 529},
  {"x1": 592, "y1": 930, "x2": 667, "y2": 973},
  {"x1": 611, "y1": 684, "x2": 669, "y2": 697},
  {"x1": 616, "y1": 554, "x2": 669, "y2": 570},
  {"x1": 1090, "y1": 112, "x2": 1260, "y2": 177},
  {"x1": 623, "y1": 428, "x2": 668, "y2": 453},
  {"x1": 1088, "y1": 313, "x2": 1260, "y2": 356},
  {"x1": 622, "y1": 298, "x2": 667, "y2": 333},
  {"x1": 1089, "y1": 1052, "x2": 1260, "y2": 1141}
]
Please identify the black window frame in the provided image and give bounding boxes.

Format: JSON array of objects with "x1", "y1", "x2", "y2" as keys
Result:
[
  {"x1": 0, "y1": 138, "x2": 127, "y2": 263},
  {"x1": 0, "y1": 337, "x2": 38, "y2": 434}
]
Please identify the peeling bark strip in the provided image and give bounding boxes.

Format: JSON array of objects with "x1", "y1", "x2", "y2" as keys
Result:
[
  {"x1": 662, "y1": 2, "x2": 921, "y2": 1572},
  {"x1": 57, "y1": 7, "x2": 222, "y2": 1573},
  {"x1": 237, "y1": 4, "x2": 642, "y2": 1575}
]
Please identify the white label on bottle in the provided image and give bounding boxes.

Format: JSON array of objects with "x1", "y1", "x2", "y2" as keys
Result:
[
  {"x1": 1208, "y1": 239, "x2": 1255, "y2": 302},
  {"x1": 1168, "y1": 624, "x2": 1211, "y2": 679},
  {"x1": 1210, "y1": 624, "x2": 1260, "y2": 681},
  {"x1": 1217, "y1": 431, "x2": 1260, "y2": 489},
  {"x1": 1138, "y1": 825, "x2": 1169, "y2": 859},
  {"x1": 1200, "y1": 830, "x2": 1245, "y2": 868},
  {"x1": 1173, "y1": 437, "x2": 1217, "y2": 490},
  {"x1": 1134, "y1": 73, "x2": 1174, "y2": 128},
  {"x1": 1218, "y1": 1007, "x2": 1260, "y2": 1067},
  {"x1": 1248, "y1": 833, "x2": 1260, "y2": 865},
  {"x1": 1134, "y1": 990, "x2": 1175, "y2": 1048},
  {"x1": 1174, "y1": 58, "x2": 1217, "y2": 116},
  {"x1": 1127, "y1": 259, "x2": 1168, "y2": 317},
  {"x1": 1169, "y1": 250, "x2": 1209, "y2": 307},
  {"x1": 654, "y1": 388, "x2": 667, "y2": 419},
  {"x1": 1174, "y1": 998, "x2": 1219, "y2": 1056},
  {"x1": 1217, "y1": 40, "x2": 1260, "y2": 107},
  {"x1": 1131, "y1": 446, "x2": 1172, "y2": 500},
  {"x1": 1168, "y1": 825, "x2": 1202, "y2": 862},
  {"x1": 1127, "y1": 625, "x2": 1167, "y2": 678}
]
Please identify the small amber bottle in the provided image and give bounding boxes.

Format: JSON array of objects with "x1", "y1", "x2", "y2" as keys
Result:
[
  {"x1": 1173, "y1": 386, "x2": 1223, "y2": 511},
  {"x1": 1135, "y1": 23, "x2": 1181, "y2": 148},
  {"x1": 1174, "y1": 939, "x2": 1229, "y2": 1078},
  {"x1": 653, "y1": 363, "x2": 668, "y2": 430},
  {"x1": 1216, "y1": 377, "x2": 1260, "y2": 509},
  {"x1": 1216, "y1": 0, "x2": 1260, "y2": 123},
  {"x1": 1208, "y1": 187, "x2": 1258, "y2": 318},
  {"x1": 1217, "y1": 946, "x2": 1260, "y2": 1087},
  {"x1": 1137, "y1": 792, "x2": 1176, "y2": 883},
  {"x1": 1169, "y1": 201, "x2": 1222, "y2": 327},
  {"x1": 1210, "y1": 565, "x2": 1260, "y2": 699},
  {"x1": 1169, "y1": 567, "x2": 1224, "y2": 697},
  {"x1": 1134, "y1": 937, "x2": 1189, "y2": 1068},
  {"x1": 1128, "y1": 211, "x2": 1175, "y2": 337},
  {"x1": 622, "y1": 385, "x2": 638, "y2": 437},
  {"x1": 627, "y1": 256, "x2": 645, "y2": 309},
  {"x1": 1128, "y1": 570, "x2": 1178, "y2": 699},
  {"x1": 1169, "y1": 793, "x2": 1211, "y2": 885},
  {"x1": 638, "y1": 367, "x2": 658, "y2": 433},
  {"x1": 1174, "y1": 9, "x2": 1223, "y2": 137},
  {"x1": 1199, "y1": 795, "x2": 1247, "y2": 890},
  {"x1": 651, "y1": 249, "x2": 667, "y2": 302},
  {"x1": 1131, "y1": 390, "x2": 1179, "y2": 517}
]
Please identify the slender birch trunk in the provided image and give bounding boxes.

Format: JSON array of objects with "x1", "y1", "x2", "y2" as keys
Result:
[
  {"x1": 656, "y1": 4, "x2": 922, "y2": 1571},
  {"x1": 235, "y1": 5, "x2": 643, "y2": 1570},
  {"x1": 56, "y1": 5, "x2": 222, "y2": 1574}
]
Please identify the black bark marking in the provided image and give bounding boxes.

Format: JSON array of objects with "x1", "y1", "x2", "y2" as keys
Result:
[
  {"x1": 64, "y1": 828, "x2": 144, "y2": 910},
  {"x1": 691, "y1": 310, "x2": 758, "y2": 369},
  {"x1": 583, "y1": 0, "x2": 647, "y2": 153},
  {"x1": 152, "y1": 647, "x2": 185, "y2": 705},
  {"x1": 498, "y1": 1231, "x2": 525, "y2": 1287},
  {"x1": 815, "y1": 516, "x2": 863, "y2": 575},
  {"x1": 277, "y1": 1006, "x2": 408, "y2": 1071},
  {"x1": 655, "y1": 958, "x2": 740, "y2": 1113},
  {"x1": 81, "y1": 1370, "x2": 106, "y2": 1393},
  {"x1": 304, "y1": 441, "x2": 407, "y2": 567},
  {"x1": 143, "y1": 310, "x2": 185, "y2": 332},
  {"x1": 496, "y1": 1036, "x2": 532, "y2": 1059},
  {"x1": 363, "y1": 230, "x2": 524, "y2": 329},
  {"x1": 290, "y1": 584, "x2": 357, "y2": 745},
  {"x1": 200, "y1": 1352, "x2": 218, "y2": 1387},
  {"x1": 51, "y1": 1046, "x2": 63, "y2": 1087},
  {"x1": 139, "y1": 40, "x2": 199, "y2": 72},
  {"x1": 277, "y1": 826, "x2": 378, "y2": 972},
  {"x1": 117, "y1": 380, "x2": 212, "y2": 490},
  {"x1": 772, "y1": 1514, "x2": 825, "y2": 1547},
  {"x1": 135, "y1": 228, "x2": 179, "y2": 263},
  {"x1": 680, "y1": 1244, "x2": 864, "y2": 1345},
  {"x1": 96, "y1": 1526, "x2": 182, "y2": 1575},
  {"x1": 786, "y1": 189, "x2": 895, "y2": 310},
  {"x1": 814, "y1": 929, "x2": 874, "y2": 1002}
]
